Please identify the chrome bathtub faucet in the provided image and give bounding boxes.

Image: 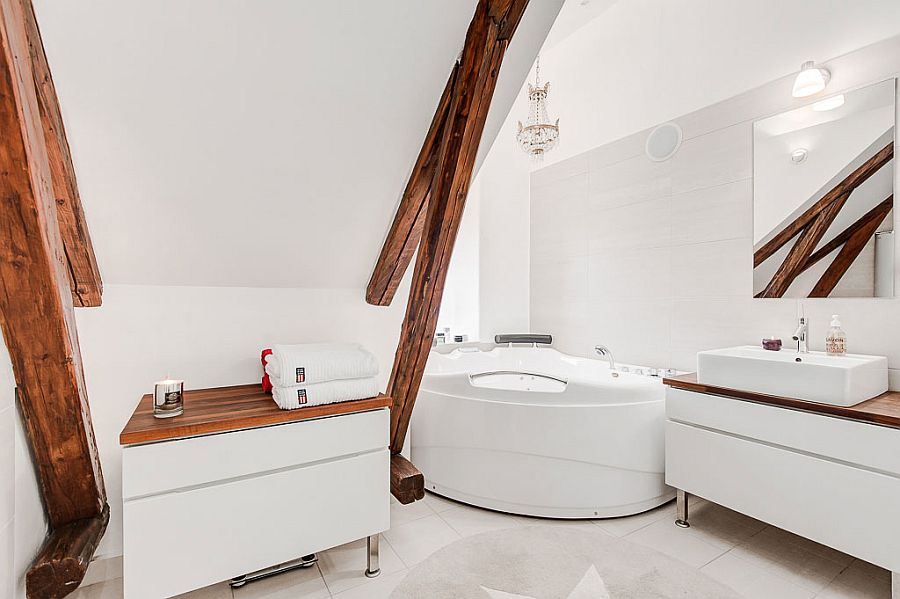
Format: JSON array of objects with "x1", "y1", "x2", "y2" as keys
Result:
[
  {"x1": 792, "y1": 317, "x2": 809, "y2": 354},
  {"x1": 594, "y1": 345, "x2": 617, "y2": 372}
]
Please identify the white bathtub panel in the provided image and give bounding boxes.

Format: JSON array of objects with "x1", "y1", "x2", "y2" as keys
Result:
[
  {"x1": 417, "y1": 446, "x2": 670, "y2": 518},
  {"x1": 413, "y1": 391, "x2": 665, "y2": 473}
]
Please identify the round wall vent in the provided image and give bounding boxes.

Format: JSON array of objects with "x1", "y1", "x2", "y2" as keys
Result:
[{"x1": 645, "y1": 122, "x2": 683, "y2": 162}]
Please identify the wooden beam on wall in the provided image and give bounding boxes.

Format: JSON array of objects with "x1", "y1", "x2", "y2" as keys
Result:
[
  {"x1": 386, "y1": 0, "x2": 530, "y2": 454},
  {"x1": 366, "y1": 67, "x2": 457, "y2": 306},
  {"x1": 0, "y1": 0, "x2": 106, "y2": 595},
  {"x1": 21, "y1": 0, "x2": 101, "y2": 307}
]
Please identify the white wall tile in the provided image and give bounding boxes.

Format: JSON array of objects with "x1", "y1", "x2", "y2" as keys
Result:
[
  {"x1": 588, "y1": 247, "x2": 672, "y2": 300},
  {"x1": 0, "y1": 409, "x2": 12, "y2": 538},
  {"x1": 669, "y1": 179, "x2": 752, "y2": 246},
  {"x1": 587, "y1": 196, "x2": 672, "y2": 253},
  {"x1": 670, "y1": 123, "x2": 753, "y2": 195},
  {"x1": 669, "y1": 239, "x2": 753, "y2": 299}
]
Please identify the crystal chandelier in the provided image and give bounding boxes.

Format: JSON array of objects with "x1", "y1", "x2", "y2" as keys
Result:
[{"x1": 516, "y1": 56, "x2": 559, "y2": 161}]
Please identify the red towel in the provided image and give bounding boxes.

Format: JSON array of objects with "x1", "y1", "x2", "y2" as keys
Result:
[{"x1": 261, "y1": 348, "x2": 273, "y2": 393}]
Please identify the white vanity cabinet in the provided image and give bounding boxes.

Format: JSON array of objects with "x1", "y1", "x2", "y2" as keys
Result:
[
  {"x1": 119, "y1": 385, "x2": 391, "y2": 599},
  {"x1": 665, "y1": 382, "x2": 900, "y2": 595}
]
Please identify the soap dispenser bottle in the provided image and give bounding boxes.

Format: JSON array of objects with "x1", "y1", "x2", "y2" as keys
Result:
[{"x1": 826, "y1": 315, "x2": 846, "y2": 356}]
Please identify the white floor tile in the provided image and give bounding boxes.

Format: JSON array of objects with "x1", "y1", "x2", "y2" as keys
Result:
[
  {"x1": 331, "y1": 569, "x2": 408, "y2": 599},
  {"x1": 683, "y1": 501, "x2": 768, "y2": 550},
  {"x1": 517, "y1": 516, "x2": 609, "y2": 534},
  {"x1": 70, "y1": 578, "x2": 124, "y2": 599},
  {"x1": 389, "y1": 496, "x2": 434, "y2": 526},
  {"x1": 626, "y1": 518, "x2": 729, "y2": 568},
  {"x1": 702, "y1": 552, "x2": 816, "y2": 599},
  {"x1": 178, "y1": 581, "x2": 235, "y2": 599},
  {"x1": 382, "y1": 514, "x2": 461, "y2": 567},
  {"x1": 422, "y1": 491, "x2": 461, "y2": 513},
  {"x1": 318, "y1": 537, "x2": 405, "y2": 595},
  {"x1": 437, "y1": 504, "x2": 522, "y2": 537},
  {"x1": 816, "y1": 559, "x2": 891, "y2": 599},
  {"x1": 730, "y1": 528, "x2": 848, "y2": 593},
  {"x1": 231, "y1": 564, "x2": 327, "y2": 599},
  {"x1": 591, "y1": 501, "x2": 674, "y2": 537}
]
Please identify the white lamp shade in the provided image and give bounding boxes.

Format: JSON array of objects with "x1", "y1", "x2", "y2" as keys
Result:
[{"x1": 792, "y1": 61, "x2": 829, "y2": 98}]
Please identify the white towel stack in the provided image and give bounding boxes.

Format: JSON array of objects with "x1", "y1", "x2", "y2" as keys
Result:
[{"x1": 265, "y1": 343, "x2": 379, "y2": 410}]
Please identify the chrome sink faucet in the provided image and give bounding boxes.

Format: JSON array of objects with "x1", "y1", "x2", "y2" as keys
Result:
[
  {"x1": 792, "y1": 317, "x2": 809, "y2": 354},
  {"x1": 594, "y1": 345, "x2": 617, "y2": 371}
]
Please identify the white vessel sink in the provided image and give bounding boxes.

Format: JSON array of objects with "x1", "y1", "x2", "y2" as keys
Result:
[{"x1": 697, "y1": 346, "x2": 888, "y2": 407}]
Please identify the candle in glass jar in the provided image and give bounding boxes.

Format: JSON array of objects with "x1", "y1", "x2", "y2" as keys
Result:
[
  {"x1": 153, "y1": 379, "x2": 184, "y2": 418},
  {"x1": 761, "y1": 337, "x2": 782, "y2": 351}
]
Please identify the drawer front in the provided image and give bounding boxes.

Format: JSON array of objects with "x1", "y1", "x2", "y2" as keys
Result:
[
  {"x1": 666, "y1": 421, "x2": 900, "y2": 572},
  {"x1": 123, "y1": 408, "x2": 388, "y2": 499},
  {"x1": 124, "y1": 448, "x2": 389, "y2": 599},
  {"x1": 666, "y1": 387, "x2": 900, "y2": 475}
]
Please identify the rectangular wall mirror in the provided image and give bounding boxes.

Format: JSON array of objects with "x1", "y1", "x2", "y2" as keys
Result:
[{"x1": 753, "y1": 78, "x2": 895, "y2": 298}]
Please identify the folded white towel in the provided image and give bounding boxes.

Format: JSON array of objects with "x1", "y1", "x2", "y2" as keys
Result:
[
  {"x1": 265, "y1": 343, "x2": 378, "y2": 387},
  {"x1": 271, "y1": 377, "x2": 379, "y2": 410}
]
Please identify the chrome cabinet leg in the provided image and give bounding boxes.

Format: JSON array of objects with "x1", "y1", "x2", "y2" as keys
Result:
[
  {"x1": 230, "y1": 554, "x2": 317, "y2": 588},
  {"x1": 365, "y1": 534, "x2": 381, "y2": 578},
  {"x1": 675, "y1": 489, "x2": 690, "y2": 528}
]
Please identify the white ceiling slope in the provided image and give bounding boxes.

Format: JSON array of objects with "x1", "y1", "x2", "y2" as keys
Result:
[{"x1": 33, "y1": 0, "x2": 563, "y2": 288}]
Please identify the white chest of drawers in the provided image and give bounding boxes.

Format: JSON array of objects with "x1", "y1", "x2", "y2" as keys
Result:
[{"x1": 119, "y1": 385, "x2": 391, "y2": 599}]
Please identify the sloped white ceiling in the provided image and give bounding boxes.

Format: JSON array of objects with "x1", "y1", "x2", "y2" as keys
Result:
[{"x1": 32, "y1": 0, "x2": 562, "y2": 288}]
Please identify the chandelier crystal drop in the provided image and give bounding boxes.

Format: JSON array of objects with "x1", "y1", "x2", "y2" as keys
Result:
[{"x1": 516, "y1": 56, "x2": 559, "y2": 161}]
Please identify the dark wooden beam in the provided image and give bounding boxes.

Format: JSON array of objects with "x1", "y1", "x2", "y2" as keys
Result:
[
  {"x1": 757, "y1": 192, "x2": 849, "y2": 298},
  {"x1": 0, "y1": 1, "x2": 107, "y2": 596},
  {"x1": 754, "y1": 142, "x2": 894, "y2": 268},
  {"x1": 390, "y1": 454, "x2": 425, "y2": 504},
  {"x1": 387, "y1": 0, "x2": 530, "y2": 454},
  {"x1": 798, "y1": 196, "x2": 893, "y2": 278},
  {"x1": 21, "y1": 0, "x2": 101, "y2": 307},
  {"x1": 26, "y1": 506, "x2": 109, "y2": 599},
  {"x1": 366, "y1": 67, "x2": 457, "y2": 306},
  {"x1": 809, "y1": 199, "x2": 893, "y2": 297}
]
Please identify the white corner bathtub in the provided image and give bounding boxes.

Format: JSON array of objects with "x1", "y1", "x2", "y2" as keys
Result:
[{"x1": 410, "y1": 345, "x2": 674, "y2": 518}]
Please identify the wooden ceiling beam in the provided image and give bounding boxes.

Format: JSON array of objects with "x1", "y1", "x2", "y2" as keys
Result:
[
  {"x1": 754, "y1": 142, "x2": 893, "y2": 268},
  {"x1": 21, "y1": 0, "x2": 102, "y2": 307},
  {"x1": 757, "y1": 192, "x2": 849, "y2": 298},
  {"x1": 809, "y1": 197, "x2": 893, "y2": 298},
  {"x1": 386, "y1": 0, "x2": 529, "y2": 456},
  {"x1": 797, "y1": 196, "x2": 893, "y2": 278},
  {"x1": 366, "y1": 68, "x2": 457, "y2": 306},
  {"x1": 0, "y1": 0, "x2": 106, "y2": 595}
]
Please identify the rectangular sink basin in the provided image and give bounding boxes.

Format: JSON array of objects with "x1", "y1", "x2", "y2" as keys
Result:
[{"x1": 697, "y1": 346, "x2": 888, "y2": 407}]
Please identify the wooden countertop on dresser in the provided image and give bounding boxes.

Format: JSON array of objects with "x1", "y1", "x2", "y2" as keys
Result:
[
  {"x1": 663, "y1": 373, "x2": 900, "y2": 429},
  {"x1": 120, "y1": 384, "x2": 392, "y2": 445}
]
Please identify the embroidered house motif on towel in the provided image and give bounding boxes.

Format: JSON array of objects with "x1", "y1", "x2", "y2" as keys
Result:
[
  {"x1": 296, "y1": 367, "x2": 306, "y2": 383},
  {"x1": 297, "y1": 389, "x2": 308, "y2": 405}
]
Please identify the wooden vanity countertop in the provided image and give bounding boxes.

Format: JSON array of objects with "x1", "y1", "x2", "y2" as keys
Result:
[
  {"x1": 120, "y1": 384, "x2": 392, "y2": 445},
  {"x1": 663, "y1": 373, "x2": 900, "y2": 430}
]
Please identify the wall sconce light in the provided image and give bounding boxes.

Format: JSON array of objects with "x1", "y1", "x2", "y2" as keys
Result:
[
  {"x1": 791, "y1": 148, "x2": 809, "y2": 164},
  {"x1": 812, "y1": 94, "x2": 845, "y2": 112},
  {"x1": 792, "y1": 61, "x2": 830, "y2": 98}
]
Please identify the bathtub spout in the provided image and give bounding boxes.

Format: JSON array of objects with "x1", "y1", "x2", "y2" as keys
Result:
[{"x1": 594, "y1": 345, "x2": 617, "y2": 372}]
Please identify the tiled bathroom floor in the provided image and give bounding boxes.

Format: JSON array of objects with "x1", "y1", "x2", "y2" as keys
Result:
[{"x1": 73, "y1": 492, "x2": 891, "y2": 599}]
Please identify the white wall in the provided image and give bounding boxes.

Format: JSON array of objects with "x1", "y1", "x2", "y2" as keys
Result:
[
  {"x1": 0, "y1": 344, "x2": 13, "y2": 599},
  {"x1": 529, "y1": 35, "x2": 900, "y2": 389},
  {"x1": 472, "y1": 0, "x2": 900, "y2": 338},
  {"x1": 74, "y1": 284, "x2": 408, "y2": 558},
  {"x1": 437, "y1": 184, "x2": 480, "y2": 341},
  {"x1": 0, "y1": 341, "x2": 48, "y2": 599}
]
